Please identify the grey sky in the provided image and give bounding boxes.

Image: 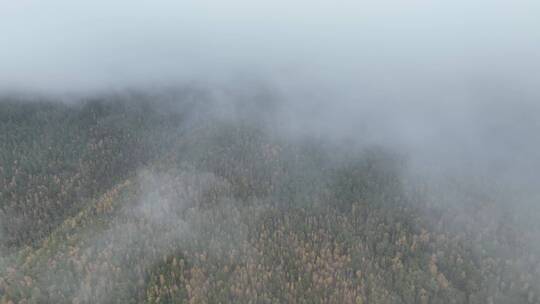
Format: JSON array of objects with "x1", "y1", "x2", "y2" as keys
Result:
[{"x1": 1, "y1": 0, "x2": 539, "y2": 92}]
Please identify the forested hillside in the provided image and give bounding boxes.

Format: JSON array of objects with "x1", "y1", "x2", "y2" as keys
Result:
[{"x1": 1, "y1": 94, "x2": 539, "y2": 303}]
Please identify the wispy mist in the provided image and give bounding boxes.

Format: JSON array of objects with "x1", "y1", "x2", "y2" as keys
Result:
[{"x1": 2, "y1": 1, "x2": 540, "y2": 301}]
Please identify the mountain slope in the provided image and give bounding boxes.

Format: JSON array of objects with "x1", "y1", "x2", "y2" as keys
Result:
[{"x1": 0, "y1": 96, "x2": 539, "y2": 303}]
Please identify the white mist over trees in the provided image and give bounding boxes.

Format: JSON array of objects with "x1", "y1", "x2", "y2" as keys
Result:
[{"x1": 1, "y1": 1, "x2": 540, "y2": 303}]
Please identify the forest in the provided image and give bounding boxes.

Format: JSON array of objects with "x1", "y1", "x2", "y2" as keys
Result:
[{"x1": 1, "y1": 91, "x2": 539, "y2": 303}]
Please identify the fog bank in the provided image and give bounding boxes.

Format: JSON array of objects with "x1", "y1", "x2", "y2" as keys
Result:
[{"x1": 2, "y1": 0, "x2": 539, "y2": 211}]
